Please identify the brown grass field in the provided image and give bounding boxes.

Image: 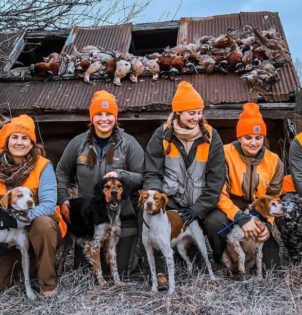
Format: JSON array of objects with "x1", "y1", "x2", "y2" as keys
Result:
[{"x1": 1, "y1": 228, "x2": 302, "y2": 315}]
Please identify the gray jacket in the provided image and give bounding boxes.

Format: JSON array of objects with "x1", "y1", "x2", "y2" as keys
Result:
[
  {"x1": 289, "y1": 135, "x2": 302, "y2": 195},
  {"x1": 143, "y1": 124, "x2": 225, "y2": 219},
  {"x1": 56, "y1": 127, "x2": 144, "y2": 219}
]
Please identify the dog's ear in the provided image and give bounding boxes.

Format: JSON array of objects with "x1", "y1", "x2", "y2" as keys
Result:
[
  {"x1": 0, "y1": 190, "x2": 11, "y2": 210},
  {"x1": 253, "y1": 197, "x2": 270, "y2": 218},
  {"x1": 93, "y1": 181, "x2": 105, "y2": 202},
  {"x1": 118, "y1": 178, "x2": 129, "y2": 200},
  {"x1": 138, "y1": 190, "x2": 146, "y2": 206},
  {"x1": 160, "y1": 193, "x2": 168, "y2": 210}
]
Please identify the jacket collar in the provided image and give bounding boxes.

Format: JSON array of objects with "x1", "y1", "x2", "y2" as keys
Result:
[{"x1": 232, "y1": 140, "x2": 265, "y2": 165}]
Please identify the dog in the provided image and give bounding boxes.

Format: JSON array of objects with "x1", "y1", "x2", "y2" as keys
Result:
[
  {"x1": 221, "y1": 195, "x2": 285, "y2": 278},
  {"x1": 0, "y1": 187, "x2": 36, "y2": 300},
  {"x1": 276, "y1": 192, "x2": 302, "y2": 262},
  {"x1": 139, "y1": 190, "x2": 215, "y2": 295},
  {"x1": 62, "y1": 177, "x2": 125, "y2": 287}
]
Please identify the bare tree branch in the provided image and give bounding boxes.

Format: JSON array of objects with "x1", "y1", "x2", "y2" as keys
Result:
[{"x1": 0, "y1": 0, "x2": 151, "y2": 32}]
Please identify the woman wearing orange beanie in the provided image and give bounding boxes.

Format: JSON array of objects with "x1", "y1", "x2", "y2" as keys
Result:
[
  {"x1": 56, "y1": 90, "x2": 144, "y2": 276},
  {"x1": 0, "y1": 115, "x2": 61, "y2": 297},
  {"x1": 209, "y1": 102, "x2": 284, "y2": 270},
  {"x1": 143, "y1": 81, "x2": 225, "y2": 287}
]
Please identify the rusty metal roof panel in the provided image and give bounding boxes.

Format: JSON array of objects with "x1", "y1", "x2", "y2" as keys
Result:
[
  {"x1": 178, "y1": 12, "x2": 299, "y2": 103},
  {"x1": 178, "y1": 14, "x2": 241, "y2": 44},
  {"x1": 62, "y1": 24, "x2": 132, "y2": 54},
  {"x1": 0, "y1": 75, "x2": 263, "y2": 114}
]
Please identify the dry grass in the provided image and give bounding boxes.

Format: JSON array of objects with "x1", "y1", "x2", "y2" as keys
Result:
[
  {"x1": 1, "y1": 227, "x2": 302, "y2": 315},
  {"x1": 1, "y1": 258, "x2": 302, "y2": 315}
]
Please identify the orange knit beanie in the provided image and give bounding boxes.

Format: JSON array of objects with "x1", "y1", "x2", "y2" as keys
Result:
[
  {"x1": 172, "y1": 81, "x2": 204, "y2": 112},
  {"x1": 89, "y1": 90, "x2": 118, "y2": 121},
  {"x1": 2, "y1": 115, "x2": 36, "y2": 144},
  {"x1": 236, "y1": 103, "x2": 267, "y2": 138}
]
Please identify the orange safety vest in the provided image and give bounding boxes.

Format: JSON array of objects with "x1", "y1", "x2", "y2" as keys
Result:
[
  {"x1": 0, "y1": 156, "x2": 67, "y2": 237},
  {"x1": 282, "y1": 132, "x2": 302, "y2": 194},
  {"x1": 218, "y1": 143, "x2": 279, "y2": 221}
]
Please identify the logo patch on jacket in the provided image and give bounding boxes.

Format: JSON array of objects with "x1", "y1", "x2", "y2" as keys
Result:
[
  {"x1": 78, "y1": 155, "x2": 88, "y2": 163},
  {"x1": 253, "y1": 125, "x2": 261, "y2": 134}
]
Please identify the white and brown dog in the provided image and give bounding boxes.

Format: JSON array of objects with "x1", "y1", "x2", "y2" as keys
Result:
[
  {"x1": 0, "y1": 187, "x2": 36, "y2": 300},
  {"x1": 139, "y1": 190, "x2": 215, "y2": 295},
  {"x1": 222, "y1": 195, "x2": 285, "y2": 278}
]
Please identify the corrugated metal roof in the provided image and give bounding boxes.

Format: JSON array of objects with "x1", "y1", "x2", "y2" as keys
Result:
[
  {"x1": 62, "y1": 24, "x2": 132, "y2": 53},
  {"x1": 0, "y1": 12, "x2": 300, "y2": 114},
  {"x1": 177, "y1": 11, "x2": 299, "y2": 103}
]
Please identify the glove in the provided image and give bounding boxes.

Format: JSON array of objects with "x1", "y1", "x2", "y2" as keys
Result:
[
  {"x1": 60, "y1": 201, "x2": 71, "y2": 224},
  {"x1": 178, "y1": 208, "x2": 197, "y2": 225}
]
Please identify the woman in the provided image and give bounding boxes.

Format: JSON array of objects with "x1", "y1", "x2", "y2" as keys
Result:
[
  {"x1": 143, "y1": 81, "x2": 225, "y2": 285},
  {"x1": 56, "y1": 90, "x2": 144, "y2": 276},
  {"x1": 288, "y1": 132, "x2": 302, "y2": 195},
  {"x1": 208, "y1": 102, "x2": 284, "y2": 268},
  {"x1": 0, "y1": 114, "x2": 62, "y2": 297}
]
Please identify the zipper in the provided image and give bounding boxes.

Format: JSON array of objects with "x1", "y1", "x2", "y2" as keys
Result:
[{"x1": 249, "y1": 164, "x2": 254, "y2": 200}]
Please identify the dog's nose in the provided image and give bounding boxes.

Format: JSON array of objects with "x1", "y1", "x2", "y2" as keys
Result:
[
  {"x1": 111, "y1": 189, "x2": 118, "y2": 196},
  {"x1": 27, "y1": 200, "x2": 34, "y2": 208},
  {"x1": 146, "y1": 201, "x2": 153, "y2": 208}
]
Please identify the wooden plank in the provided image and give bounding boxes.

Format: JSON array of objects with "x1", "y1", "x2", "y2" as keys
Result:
[{"x1": 28, "y1": 107, "x2": 295, "y2": 122}]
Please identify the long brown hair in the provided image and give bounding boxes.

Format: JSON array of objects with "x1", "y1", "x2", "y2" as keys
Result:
[
  {"x1": 164, "y1": 112, "x2": 210, "y2": 155},
  {"x1": 86, "y1": 124, "x2": 119, "y2": 169}
]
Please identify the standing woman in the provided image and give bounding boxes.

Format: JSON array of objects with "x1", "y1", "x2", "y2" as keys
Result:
[
  {"x1": 143, "y1": 81, "x2": 225, "y2": 284},
  {"x1": 208, "y1": 103, "x2": 284, "y2": 267},
  {"x1": 56, "y1": 90, "x2": 144, "y2": 276},
  {"x1": 0, "y1": 115, "x2": 62, "y2": 297}
]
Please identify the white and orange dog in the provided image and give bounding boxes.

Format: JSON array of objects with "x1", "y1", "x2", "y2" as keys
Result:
[
  {"x1": 139, "y1": 190, "x2": 215, "y2": 294},
  {"x1": 0, "y1": 187, "x2": 36, "y2": 300},
  {"x1": 222, "y1": 195, "x2": 285, "y2": 278}
]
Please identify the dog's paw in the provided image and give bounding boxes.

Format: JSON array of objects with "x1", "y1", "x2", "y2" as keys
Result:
[
  {"x1": 151, "y1": 287, "x2": 159, "y2": 294},
  {"x1": 97, "y1": 279, "x2": 109, "y2": 288},
  {"x1": 27, "y1": 290, "x2": 36, "y2": 301}
]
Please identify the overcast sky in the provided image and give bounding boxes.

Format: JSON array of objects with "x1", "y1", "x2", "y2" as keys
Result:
[{"x1": 131, "y1": 0, "x2": 301, "y2": 61}]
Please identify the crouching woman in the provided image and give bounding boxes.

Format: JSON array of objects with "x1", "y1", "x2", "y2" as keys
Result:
[
  {"x1": 0, "y1": 115, "x2": 63, "y2": 297},
  {"x1": 206, "y1": 103, "x2": 284, "y2": 268},
  {"x1": 56, "y1": 90, "x2": 144, "y2": 277},
  {"x1": 143, "y1": 81, "x2": 225, "y2": 284}
]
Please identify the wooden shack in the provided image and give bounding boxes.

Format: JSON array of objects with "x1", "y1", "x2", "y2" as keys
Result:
[{"x1": 0, "y1": 11, "x2": 300, "y2": 168}]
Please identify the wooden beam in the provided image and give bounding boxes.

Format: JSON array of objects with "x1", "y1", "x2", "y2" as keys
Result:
[{"x1": 28, "y1": 106, "x2": 295, "y2": 122}]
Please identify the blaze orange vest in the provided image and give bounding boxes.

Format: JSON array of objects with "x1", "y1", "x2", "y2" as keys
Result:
[
  {"x1": 218, "y1": 143, "x2": 279, "y2": 221},
  {"x1": 282, "y1": 132, "x2": 302, "y2": 194},
  {"x1": 225, "y1": 143, "x2": 279, "y2": 198},
  {"x1": 0, "y1": 156, "x2": 67, "y2": 237}
]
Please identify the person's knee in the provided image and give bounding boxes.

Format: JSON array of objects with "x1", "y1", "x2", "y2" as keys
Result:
[
  {"x1": 29, "y1": 216, "x2": 57, "y2": 238},
  {"x1": 203, "y1": 209, "x2": 229, "y2": 235}
]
